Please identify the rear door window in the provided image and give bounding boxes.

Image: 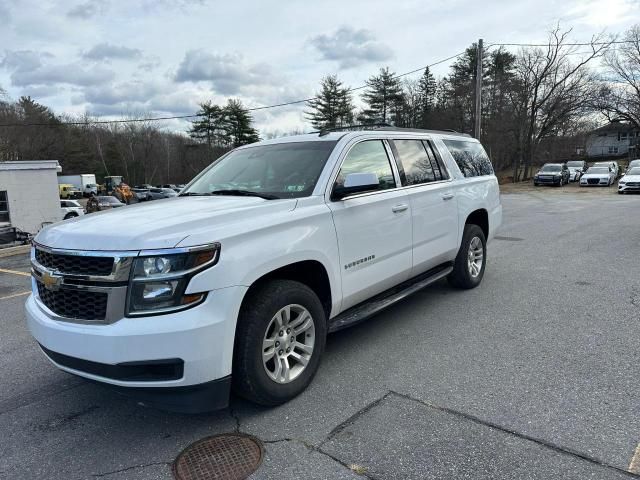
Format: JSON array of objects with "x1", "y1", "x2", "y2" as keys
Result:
[{"x1": 391, "y1": 140, "x2": 437, "y2": 185}]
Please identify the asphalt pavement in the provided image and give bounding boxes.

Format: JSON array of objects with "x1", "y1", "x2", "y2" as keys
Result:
[{"x1": 1, "y1": 185, "x2": 639, "y2": 479}]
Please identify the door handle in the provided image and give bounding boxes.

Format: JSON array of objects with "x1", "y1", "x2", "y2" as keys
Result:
[
  {"x1": 441, "y1": 193, "x2": 455, "y2": 201},
  {"x1": 392, "y1": 204, "x2": 409, "y2": 213}
]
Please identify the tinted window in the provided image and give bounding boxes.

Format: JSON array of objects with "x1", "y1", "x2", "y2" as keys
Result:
[
  {"x1": 443, "y1": 139, "x2": 494, "y2": 177},
  {"x1": 335, "y1": 140, "x2": 396, "y2": 192},
  {"x1": 392, "y1": 140, "x2": 437, "y2": 185}
]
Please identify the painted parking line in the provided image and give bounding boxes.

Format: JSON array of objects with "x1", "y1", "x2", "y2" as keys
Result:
[
  {"x1": 629, "y1": 443, "x2": 640, "y2": 474},
  {"x1": 0, "y1": 291, "x2": 30, "y2": 301},
  {"x1": 0, "y1": 268, "x2": 31, "y2": 277}
]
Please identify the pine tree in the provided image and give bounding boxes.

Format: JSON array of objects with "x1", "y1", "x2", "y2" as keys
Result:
[
  {"x1": 189, "y1": 101, "x2": 226, "y2": 154},
  {"x1": 359, "y1": 67, "x2": 404, "y2": 125},
  {"x1": 222, "y1": 99, "x2": 260, "y2": 148},
  {"x1": 417, "y1": 67, "x2": 437, "y2": 128},
  {"x1": 305, "y1": 75, "x2": 354, "y2": 131}
]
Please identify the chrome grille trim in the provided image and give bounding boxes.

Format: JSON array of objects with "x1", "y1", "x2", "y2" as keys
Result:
[{"x1": 31, "y1": 244, "x2": 136, "y2": 324}]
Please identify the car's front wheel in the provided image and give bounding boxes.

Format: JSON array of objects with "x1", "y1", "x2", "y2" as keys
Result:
[
  {"x1": 233, "y1": 280, "x2": 327, "y2": 406},
  {"x1": 63, "y1": 212, "x2": 77, "y2": 220},
  {"x1": 448, "y1": 224, "x2": 486, "y2": 289}
]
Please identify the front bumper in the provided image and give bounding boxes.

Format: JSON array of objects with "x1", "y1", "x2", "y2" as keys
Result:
[
  {"x1": 618, "y1": 183, "x2": 640, "y2": 193},
  {"x1": 26, "y1": 284, "x2": 247, "y2": 409},
  {"x1": 580, "y1": 179, "x2": 609, "y2": 186}
]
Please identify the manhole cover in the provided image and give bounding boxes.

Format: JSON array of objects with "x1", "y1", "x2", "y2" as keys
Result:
[{"x1": 172, "y1": 433, "x2": 264, "y2": 480}]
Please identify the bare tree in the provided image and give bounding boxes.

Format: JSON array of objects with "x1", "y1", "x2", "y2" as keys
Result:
[
  {"x1": 509, "y1": 27, "x2": 611, "y2": 179},
  {"x1": 596, "y1": 25, "x2": 640, "y2": 128}
]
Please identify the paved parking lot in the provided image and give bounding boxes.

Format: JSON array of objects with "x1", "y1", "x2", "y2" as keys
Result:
[{"x1": 1, "y1": 187, "x2": 639, "y2": 479}]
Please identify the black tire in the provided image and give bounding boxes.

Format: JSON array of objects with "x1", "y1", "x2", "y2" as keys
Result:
[
  {"x1": 232, "y1": 280, "x2": 327, "y2": 406},
  {"x1": 63, "y1": 213, "x2": 77, "y2": 220},
  {"x1": 448, "y1": 224, "x2": 486, "y2": 289}
]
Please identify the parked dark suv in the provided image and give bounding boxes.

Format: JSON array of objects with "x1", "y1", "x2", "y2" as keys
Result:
[{"x1": 533, "y1": 163, "x2": 570, "y2": 186}]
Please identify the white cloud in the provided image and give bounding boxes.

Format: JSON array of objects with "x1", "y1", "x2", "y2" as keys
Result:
[
  {"x1": 310, "y1": 26, "x2": 394, "y2": 69},
  {"x1": 83, "y1": 43, "x2": 142, "y2": 61}
]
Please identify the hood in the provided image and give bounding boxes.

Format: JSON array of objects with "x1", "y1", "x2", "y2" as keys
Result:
[
  {"x1": 621, "y1": 174, "x2": 640, "y2": 182},
  {"x1": 36, "y1": 196, "x2": 297, "y2": 251},
  {"x1": 536, "y1": 171, "x2": 561, "y2": 176},
  {"x1": 582, "y1": 172, "x2": 610, "y2": 179}
]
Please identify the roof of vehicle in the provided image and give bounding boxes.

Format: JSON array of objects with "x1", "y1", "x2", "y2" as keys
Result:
[
  {"x1": 247, "y1": 127, "x2": 474, "y2": 148},
  {"x1": 541, "y1": 163, "x2": 563, "y2": 167}
]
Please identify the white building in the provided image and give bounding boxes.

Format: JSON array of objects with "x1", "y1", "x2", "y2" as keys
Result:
[
  {"x1": 586, "y1": 121, "x2": 640, "y2": 158},
  {"x1": 0, "y1": 161, "x2": 63, "y2": 235}
]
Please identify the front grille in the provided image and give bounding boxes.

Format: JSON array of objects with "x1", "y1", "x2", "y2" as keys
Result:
[
  {"x1": 587, "y1": 178, "x2": 600, "y2": 185},
  {"x1": 36, "y1": 282, "x2": 108, "y2": 321},
  {"x1": 35, "y1": 249, "x2": 114, "y2": 276},
  {"x1": 626, "y1": 182, "x2": 640, "y2": 187}
]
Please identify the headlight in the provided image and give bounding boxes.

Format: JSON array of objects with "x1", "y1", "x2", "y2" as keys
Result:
[{"x1": 126, "y1": 243, "x2": 220, "y2": 316}]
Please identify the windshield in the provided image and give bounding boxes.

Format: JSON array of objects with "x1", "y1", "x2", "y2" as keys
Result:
[
  {"x1": 540, "y1": 165, "x2": 561, "y2": 172},
  {"x1": 566, "y1": 161, "x2": 583, "y2": 167},
  {"x1": 628, "y1": 160, "x2": 640, "y2": 168},
  {"x1": 183, "y1": 141, "x2": 338, "y2": 199},
  {"x1": 587, "y1": 167, "x2": 608, "y2": 174},
  {"x1": 626, "y1": 167, "x2": 640, "y2": 175}
]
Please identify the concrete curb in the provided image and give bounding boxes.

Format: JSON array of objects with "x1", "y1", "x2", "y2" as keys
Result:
[{"x1": 0, "y1": 245, "x2": 31, "y2": 258}]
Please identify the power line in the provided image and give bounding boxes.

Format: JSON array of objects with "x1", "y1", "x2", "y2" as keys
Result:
[
  {"x1": 0, "y1": 50, "x2": 467, "y2": 128},
  {"x1": 487, "y1": 40, "x2": 634, "y2": 48}
]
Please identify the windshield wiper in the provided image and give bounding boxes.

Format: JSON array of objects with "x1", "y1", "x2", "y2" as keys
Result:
[
  {"x1": 210, "y1": 189, "x2": 279, "y2": 200},
  {"x1": 179, "y1": 192, "x2": 211, "y2": 197}
]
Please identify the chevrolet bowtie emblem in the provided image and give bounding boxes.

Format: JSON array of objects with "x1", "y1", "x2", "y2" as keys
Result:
[{"x1": 41, "y1": 270, "x2": 62, "y2": 291}]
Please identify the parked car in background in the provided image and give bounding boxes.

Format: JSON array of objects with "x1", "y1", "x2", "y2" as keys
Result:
[
  {"x1": 625, "y1": 159, "x2": 640, "y2": 173},
  {"x1": 593, "y1": 161, "x2": 619, "y2": 178},
  {"x1": 580, "y1": 166, "x2": 615, "y2": 186},
  {"x1": 566, "y1": 160, "x2": 587, "y2": 182},
  {"x1": 60, "y1": 200, "x2": 85, "y2": 220},
  {"x1": 131, "y1": 188, "x2": 150, "y2": 202},
  {"x1": 97, "y1": 195, "x2": 125, "y2": 210},
  {"x1": 135, "y1": 184, "x2": 153, "y2": 189},
  {"x1": 533, "y1": 163, "x2": 570, "y2": 186},
  {"x1": 147, "y1": 187, "x2": 178, "y2": 200},
  {"x1": 618, "y1": 166, "x2": 640, "y2": 194}
]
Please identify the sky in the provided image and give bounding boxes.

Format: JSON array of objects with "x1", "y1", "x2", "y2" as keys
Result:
[{"x1": 0, "y1": 0, "x2": 638, "y2": 135}]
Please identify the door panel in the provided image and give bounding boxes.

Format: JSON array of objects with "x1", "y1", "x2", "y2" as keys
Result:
[
  {"x1": 329, "y1": 189, "x2": 412, "y2": 310},
  {"x1": 389, "y1": 139, "x2": 459, "y2": 276},
  {"x1": 406, "y1": 183, "x2": 458, "y2": 275}
]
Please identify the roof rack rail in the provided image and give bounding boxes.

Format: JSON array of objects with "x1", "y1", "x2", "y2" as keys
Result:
[
  {"x1": 312, "y1": 124, "x2": 472, "y2": 138},
  {"x1": 317, "y1": 123, "x2": 392, "y2": 137}
]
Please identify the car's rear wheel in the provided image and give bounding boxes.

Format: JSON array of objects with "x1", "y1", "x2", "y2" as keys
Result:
[
  {"x1": 448, "y1": 224, "x2": 486, "y2": 289},
  {"x1": 233, "y1": 280, "x2": 327, "y2": 406},
  {"x1": 63, "y1": 212, "x2": 77, "y2": 220}
]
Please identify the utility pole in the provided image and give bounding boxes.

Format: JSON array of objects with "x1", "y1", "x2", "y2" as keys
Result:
[{"x1": 474, "y1": 38, "x2": 483, "y2": 139}]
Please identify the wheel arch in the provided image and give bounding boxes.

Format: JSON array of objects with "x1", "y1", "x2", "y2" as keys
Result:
[
  {"x1": 240, "y1": 260, "x2": 333, "y2": 320},
  {"x1": 465, "y1": 208, "x2": 489, "y2": 239}
]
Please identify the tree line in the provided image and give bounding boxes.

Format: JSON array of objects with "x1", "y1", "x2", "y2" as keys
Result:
[{"x1": 1, "y1": 24, "x2": 639, "y2": 184}]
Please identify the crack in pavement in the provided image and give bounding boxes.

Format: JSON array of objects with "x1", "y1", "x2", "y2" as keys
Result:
[
  {"x1": 91, "y1": 461, "x2": 171, "y2": 478},
  {"x1": 388, "y1": 390, "x2": 640, "y2": 479}
]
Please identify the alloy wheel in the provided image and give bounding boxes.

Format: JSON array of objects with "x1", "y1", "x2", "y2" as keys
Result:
[
  {"x1": 467, "y1": 236, "x2": 484, "y2": 278},
  {"x1": 262, "y1": 304, "x2": 316, "y2": 384}
]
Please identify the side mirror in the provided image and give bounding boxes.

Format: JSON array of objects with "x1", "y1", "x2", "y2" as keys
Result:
[{"x1": 332, "y1": 172, "x2": 379, "y2": 200}]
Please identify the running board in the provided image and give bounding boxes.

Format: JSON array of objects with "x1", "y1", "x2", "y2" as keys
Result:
[{"x1": 328, "y1": 263, "x2": 453, "y2": 333}]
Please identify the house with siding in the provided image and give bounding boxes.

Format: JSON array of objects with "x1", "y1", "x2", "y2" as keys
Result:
[{"x1": 586, "y1": 121, "x2": 640, "y2": 158}]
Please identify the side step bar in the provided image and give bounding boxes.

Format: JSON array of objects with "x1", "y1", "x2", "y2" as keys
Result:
[{"x1": 328, "y1": 263, "x2": 453, "y2": 333}]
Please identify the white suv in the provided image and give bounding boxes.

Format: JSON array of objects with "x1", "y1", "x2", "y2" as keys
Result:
[{"x1": 26, "y1": 128, "x2": 502, "y2": 412}]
